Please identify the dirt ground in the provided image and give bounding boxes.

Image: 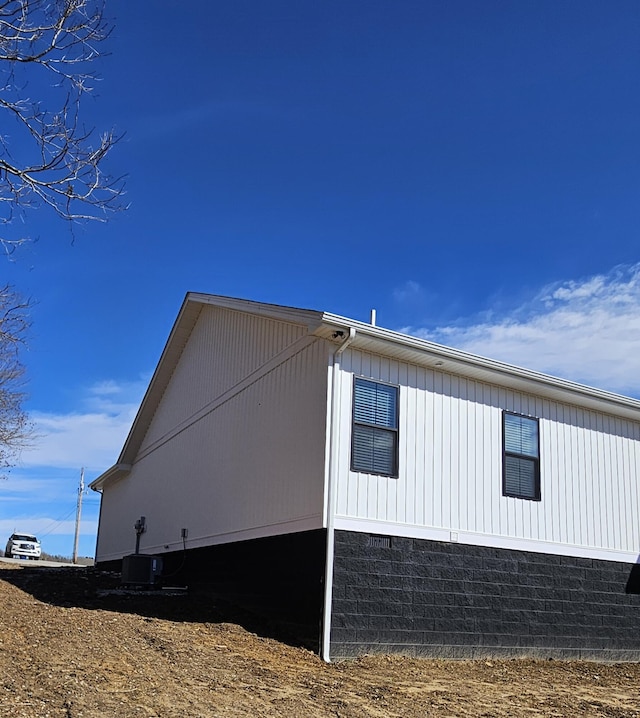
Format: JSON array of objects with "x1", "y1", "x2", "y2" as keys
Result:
[{"x1": 1, "y1": 563, "x2": 639, "y2": 718}]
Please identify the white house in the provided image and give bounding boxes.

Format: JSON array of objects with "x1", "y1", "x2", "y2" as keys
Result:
[{"x1": 91, "y1": 293, "x2": 640, "y2": 661}]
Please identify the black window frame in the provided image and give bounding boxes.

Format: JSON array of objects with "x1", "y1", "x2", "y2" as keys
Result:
[
  {"x1": 502, "y1": 411, "x2": 541, "y2": 501},
  {"x1": 350, "y1": 377, "x2": 399, "y2": 478}
]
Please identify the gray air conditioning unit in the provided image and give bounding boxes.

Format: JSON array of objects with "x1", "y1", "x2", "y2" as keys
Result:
[{"x1": 121, "y1": 553, "x2": 163, "y2": 586}]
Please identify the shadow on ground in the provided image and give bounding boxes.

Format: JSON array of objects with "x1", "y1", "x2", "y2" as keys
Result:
[{"x1": 0, "y1": 565, "x2": 320, "y2": 653}]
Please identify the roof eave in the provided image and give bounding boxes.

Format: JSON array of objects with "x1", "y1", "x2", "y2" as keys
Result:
[
  {"x1": 315, "y1": 313, "x2": 640, "y2": 421},
  {"x1": 89, "y1": 463, "x2": 132, "y2": 491}
]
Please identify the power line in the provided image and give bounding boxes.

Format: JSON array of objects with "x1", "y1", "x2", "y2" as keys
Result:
[{"x1": 38, "y1": 506, "x2": 78, "y2": 538}]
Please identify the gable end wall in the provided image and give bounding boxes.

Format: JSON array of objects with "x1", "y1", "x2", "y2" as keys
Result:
[{"x1": 95, "y1": 309, "x2": 330, "y2": 562}]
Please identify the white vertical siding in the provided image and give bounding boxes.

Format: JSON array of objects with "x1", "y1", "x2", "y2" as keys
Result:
[
  {"x1": 335, "y1": 349, "x2": 640, "y2": 556},
  {"x1": 139, "y1": 306, "x2": 307, "y2": 453},
  {"x1": 96, "y1": 323, "x2": 328, "y2": 562}
]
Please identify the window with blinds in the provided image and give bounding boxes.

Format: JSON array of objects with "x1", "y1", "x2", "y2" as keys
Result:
[
  {"x1": 502, "y1": 411, "x2": 540, "y2": 500},
  {"x1": 351, "y1": 378, "x2": 399, "y2": 477}
]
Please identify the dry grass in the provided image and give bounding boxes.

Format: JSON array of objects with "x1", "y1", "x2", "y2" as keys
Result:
[{"x1": 1, "y1": 563, "x2": 639, "y2": 718}]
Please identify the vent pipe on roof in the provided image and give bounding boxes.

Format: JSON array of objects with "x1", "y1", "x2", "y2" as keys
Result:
[{"x1": 370, "y1": 309, "x2": 377, "y2": 326}]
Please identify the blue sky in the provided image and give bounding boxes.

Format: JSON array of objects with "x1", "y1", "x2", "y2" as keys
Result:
[{"x1": 2, "y1": 0, "x2": 640, "y2": 558}]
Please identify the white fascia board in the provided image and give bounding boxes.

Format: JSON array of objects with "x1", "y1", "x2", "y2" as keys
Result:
[
  {"x1": 89, "y1": 463, "x2": 132, "y2": 491},
  {"x1": 186, "y1": 292, "x2": 325, "y2": 332},
  {"x1": 316, "y1": 313, "x2": 640, "y2": 421}
]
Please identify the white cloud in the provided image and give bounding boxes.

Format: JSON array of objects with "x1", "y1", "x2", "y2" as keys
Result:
[
  {"x1": 0, "y1": 517, "x2": 97, "y2": 538},
  {"x1": 406, "y1": 264, "x2": 640, "y2": 397},
  {"x1": 17, "y1": 378, "x2": 146, "y2": 472},
  {"x1": 22, "y1": 410, "x2": 135, "y2": 470},
  {"x1": 0, "y1": 476, "x2": 63, "y2": 497},
  {"x1": 89, "y1": 380, "x2": 125, "y2": 396},
  {"x1": 0, "y1": 379, "x2": 141, "y2": 557},
  {"x1": 393, "y1": 280, "x2": 425, "y2": 303}
]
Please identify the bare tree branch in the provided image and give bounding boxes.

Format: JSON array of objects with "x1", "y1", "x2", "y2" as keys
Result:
[
  {"x1": 0, "y1": 0, "x2": 125, "y2": 255},
  {"x1": 0, "y1": 284, "x2": 32, "y2": 476},
  {"x1": 0, "y1": 2, "x2": 121, "y2": 469}
]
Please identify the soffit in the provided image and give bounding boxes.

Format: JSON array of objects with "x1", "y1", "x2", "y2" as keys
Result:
[{"x1": 316, "y1": 313, "x2": 640, "y2": 422}]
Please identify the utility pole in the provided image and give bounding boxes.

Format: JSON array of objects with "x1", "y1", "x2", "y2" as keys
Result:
[{"x1": 72, "y1": 467, "x2": 85, "y2": 564}]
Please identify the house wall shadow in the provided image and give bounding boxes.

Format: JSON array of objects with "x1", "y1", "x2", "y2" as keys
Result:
[
  {"x1": 625, "y1": 560, "x2": 640, "y2": 594},
  {"x1": 0, "y1": 529, "x2": 326, "y2": 654}
]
